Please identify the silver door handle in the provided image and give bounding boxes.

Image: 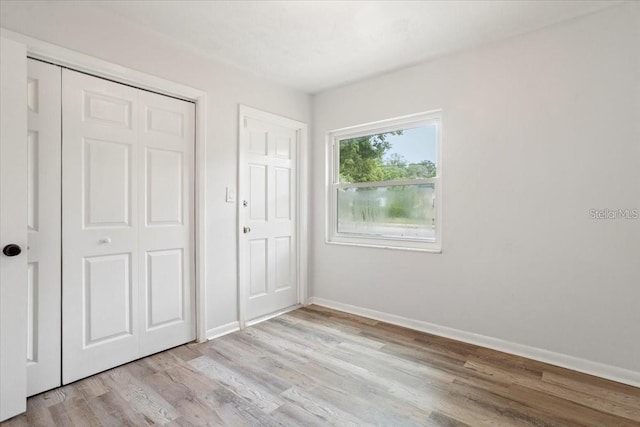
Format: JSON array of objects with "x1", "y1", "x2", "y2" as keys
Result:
[
  {"x1": 98, "y1": 237, "x2": 112, "y2": 244},
  {"x1": 243, "y1": 227, "x2": 251, "y2": 234}
]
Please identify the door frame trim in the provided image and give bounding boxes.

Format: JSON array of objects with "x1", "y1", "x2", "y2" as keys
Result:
[
  {"x1": 237, "y1": 105, "x2": 309, "y2": 328},
  {"x1": 1, "y1": 28, "x2": 209, "y2": 344}
]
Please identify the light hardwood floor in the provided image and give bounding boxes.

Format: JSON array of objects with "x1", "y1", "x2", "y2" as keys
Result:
[{"x1": 3, "y1": 305, "x2": 640, "y2": 426}]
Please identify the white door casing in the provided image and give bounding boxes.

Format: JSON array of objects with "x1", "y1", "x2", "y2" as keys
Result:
[
  {"x1": 0, "y1": 37, "x2": 28, "y2": 422},
  {"x1": 26, "y1": 58, "x2": 62, "y2": 396},
  {"x1": 62, "y1": 69, "x2": 195, "y2": 384},
  {"x1": 239, "y1": 106, "x2": 308, "y2": 324}
]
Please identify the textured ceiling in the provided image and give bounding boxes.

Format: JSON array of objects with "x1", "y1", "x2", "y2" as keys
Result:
[{"x1": 2, "y1": 1, "x2": 621, "y2": 93}]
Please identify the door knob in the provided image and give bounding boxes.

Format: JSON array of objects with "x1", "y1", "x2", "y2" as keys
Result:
[
  {"x1": 3, "y1": 244, "x2": 22, "y2": 257},
  {"x1": 243, "y1": 227, "x2": 251, "y2": 234}
]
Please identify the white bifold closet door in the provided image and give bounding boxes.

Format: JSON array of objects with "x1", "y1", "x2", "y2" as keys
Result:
[
  {"x1": 26, "y1": 59, "x2": 62, "y2": 396},
  {"x1": 62, "y1": 69, "x2": 195, "y2": 384}
]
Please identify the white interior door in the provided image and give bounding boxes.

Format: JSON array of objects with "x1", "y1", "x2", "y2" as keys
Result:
[
  {"x1": 62, "y1": 69, "x2": 141, "y2": 384},
  {"x1": 239, "y1": 109, "x2": 300, "y2": 322},
  {"x1": 138, "y1": 90, "x2": 195, "y2": 357},
  {"x1": 62, "y1": 69, "x2": 195, "y2": 384},
  {"x1": 26, "y1": 58, "x2": 62, "y2": 396},
  {"x1": 0, "y1": 36, "x2": 28, "y2": 422}
]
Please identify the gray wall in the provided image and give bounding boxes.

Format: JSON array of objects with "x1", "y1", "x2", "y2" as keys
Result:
[{"x1": 311, "y1": 3, "x2": 640, "y2": 373}]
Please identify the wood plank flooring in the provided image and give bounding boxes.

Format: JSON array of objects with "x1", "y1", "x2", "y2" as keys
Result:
[{"x1": 3, "y1": 305, "x2": 639, "y2": 426}]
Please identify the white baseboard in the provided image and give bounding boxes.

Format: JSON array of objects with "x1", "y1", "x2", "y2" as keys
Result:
[
  {"x1": 206, "y1": 321, "x2": 240, "y2": 341},
  {"x1": 307, "y1": 297, "x2": 640, "y2": 389}
]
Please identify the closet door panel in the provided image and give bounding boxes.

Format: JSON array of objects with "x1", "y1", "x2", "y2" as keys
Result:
[
  {"x1": 26, "y1": 59, "x2": 62, "y2": 396},
  {"x1": 62, "y1": 69, "x2": 195, "y2": 384},
  {"x1": 138, "y1": 90, "x2": 195, "y2": 356},
  {"x1": 62, "y1": 69, "x2": 140, "y2": 384}
]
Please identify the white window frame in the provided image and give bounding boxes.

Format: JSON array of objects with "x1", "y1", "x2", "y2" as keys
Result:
[{"x1": 325, "y1": 110, "x2": 442, "y2": 252}]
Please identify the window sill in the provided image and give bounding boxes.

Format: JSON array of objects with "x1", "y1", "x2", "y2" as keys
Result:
[{"x1": 325, "y1": 239, "x2": 442, "y2": 253}]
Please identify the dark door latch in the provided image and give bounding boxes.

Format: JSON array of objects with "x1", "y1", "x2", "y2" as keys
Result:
[{"x1": 3, "y1": 244, "x2": 22, "y2": 257}]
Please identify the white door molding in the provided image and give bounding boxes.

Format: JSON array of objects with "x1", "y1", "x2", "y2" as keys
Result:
[
  {"x1": 0, "y1": 28, "x2": 209, "y2": 344},
  {"x1": 237, "y1": 105, "x2": 308, "y2": 328}
]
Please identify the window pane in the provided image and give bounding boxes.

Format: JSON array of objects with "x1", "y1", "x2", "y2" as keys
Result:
[
  {"x1": 337, "y1": 184, "x2": 436, "y2": 240},
  {"x1": 339, "y1": 125, "x2": 437, "y2": 183}
]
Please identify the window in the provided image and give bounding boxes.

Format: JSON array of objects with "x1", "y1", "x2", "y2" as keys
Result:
[{"x1": 326, "y1": 111, "x2": 442, "y2": 251}]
